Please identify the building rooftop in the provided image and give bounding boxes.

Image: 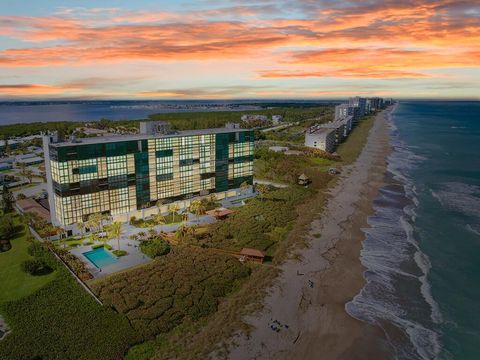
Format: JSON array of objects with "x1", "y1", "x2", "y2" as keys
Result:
[
  {"x1": 50, "y1": 127, "x2": 251, "y2": 147},
  {"x1": 16, "y1": 156, "x2": 44, "y2": 164},
  {"x1": 240, "y1": 248, "x2": 266, "y2": 258},
  {"x1": 307, "y1": 127, "x2": 335, "y2": 135},
  {"x1": 16, "y1": 198, "x2": 50, "y2": 222}
]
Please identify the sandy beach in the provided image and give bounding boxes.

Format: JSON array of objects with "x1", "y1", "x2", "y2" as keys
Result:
[{"x1": 228, "y1": 107, "x2": 394, "y2": 360}]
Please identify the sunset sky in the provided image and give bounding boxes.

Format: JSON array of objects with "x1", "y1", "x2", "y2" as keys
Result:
[{"x1": 0, "y1": 0, "x2": 479, "y2": 100}]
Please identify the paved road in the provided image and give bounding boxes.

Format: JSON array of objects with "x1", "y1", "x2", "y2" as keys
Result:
[{"x1": 12, "y1": 181, "x2": 47, "y2": 197}]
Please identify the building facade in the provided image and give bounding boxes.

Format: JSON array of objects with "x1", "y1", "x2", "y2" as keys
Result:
[
  {"x1": 304, "y1": 128, "x2": 336, "y2": 153},
  {"x1": 43, "y1": 124, "x2": 254, "y2": 228},
  {"x1": 348, "y1": 97, "x2": 367, "y2": 117}
]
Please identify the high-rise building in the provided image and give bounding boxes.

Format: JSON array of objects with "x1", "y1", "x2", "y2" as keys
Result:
[
  {"x1": 348, "y1": 96, "x2": 367, "y2": 117},
  {"x1": 43, "y1": 122, "x2": 254, "y2": 231}
]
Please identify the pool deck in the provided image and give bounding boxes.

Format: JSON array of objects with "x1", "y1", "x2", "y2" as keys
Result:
[
  {"x1": 70, "y1": 191, "x2": 257, "y2": 278},
  {"x1": 70, "y1": 238, "x2": 151, "y2": 278}
]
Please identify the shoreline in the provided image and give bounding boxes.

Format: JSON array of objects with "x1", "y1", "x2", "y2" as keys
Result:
[{"x1": 228, "y1": 107, "x2": 394, "y2": 359}]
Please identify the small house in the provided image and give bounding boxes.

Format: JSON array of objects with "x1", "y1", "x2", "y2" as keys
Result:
[{"x1": 239, "y1": 248, "x2": 266, "y2": 263}]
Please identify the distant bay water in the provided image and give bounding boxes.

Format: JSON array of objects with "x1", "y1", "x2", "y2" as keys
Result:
[
  {"x1": 0, "y1": 99, "x2": 335, "y2": 125},
  {"x1": 347, "y1": 101, "x2": 480, "y2": 360}
]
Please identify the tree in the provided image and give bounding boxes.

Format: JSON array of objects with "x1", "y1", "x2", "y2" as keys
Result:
[
  {"x1": 76, "y1": 221, "x2": 86, "y2": 237},
  {"x1": 175, "y1": 225, "x2": 188, "y2": 240},
  {"x1": 240, "y1": 181, "x2": 250, "y2": 195},
  {"x1": 24, "y1": 169, "x2": 34, "y2": 184},
  {"x1": 152, "y1": 213, "x2": 166, "y2": 230},
  {"x1": 0, "y1": 214, "x2": 15, "y2": 240},
  {"x1": 137, "y1": 231, "x2": 147, "y2": 241},
  {"x1": 53, "y1": 226, "x2": 65, "y2": 247},
  {"x1": 255, "y1": 184, "x2": 270, "y2": 200},
  {"x1": 189, "y1": 200, "x2": 206, "y2": 222},
  {"x1": 208, "y1": 194, "x2": 218, "y2": 205},
  {"x1": 107, "y1": 221, "x2": 123, "y2": 251},
  {"x1": 24, "y1": 211, "x2": 41, "y2": 227},
  {"x1": 169, "y1": 203, "x2": 180, "y2": 223},
  {"x1": 87, "y1": 213, "x2": 102, "y2": 233},
  {"x1": 1, "y1": 185, "x2": 15, "y2": 213}
]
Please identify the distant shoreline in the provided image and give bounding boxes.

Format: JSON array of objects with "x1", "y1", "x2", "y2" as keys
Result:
[{"x1": 0, "y1": 100, "x2": 339, "y2": 126}]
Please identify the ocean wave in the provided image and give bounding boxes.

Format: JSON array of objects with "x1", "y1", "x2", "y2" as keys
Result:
[
  {"x1": 433, "y1": 182, "x2": 480, "y2": 219},
  {"x1": 346, "y1": 108, "x2": 444, "y2": 360},
  {"x1": 465, "y1": 224, "x2": 480, "y2": 237}
]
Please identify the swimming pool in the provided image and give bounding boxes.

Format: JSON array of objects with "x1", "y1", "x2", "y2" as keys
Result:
[{"x1": 82, "y1": 248, "x2": 118, "y2": 269}]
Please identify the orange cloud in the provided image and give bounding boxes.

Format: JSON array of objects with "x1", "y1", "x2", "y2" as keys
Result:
[
  {"x1": 0, "y1": 84, "x2": 68, "y2": 96},
  {"x1": 0, "y1": 1, "x2": 479, "y2": 97},
  {"x1": 259, "y1": 69, "x2": 432, "y2": 79},
  {"x1": 258, "y1": 47, "x2": 480, "y2": 79}
]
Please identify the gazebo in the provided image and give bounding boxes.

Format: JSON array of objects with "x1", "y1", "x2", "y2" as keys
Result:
[
  {"x1": 298, "y1": 173, "x2": 310, "y2": 186},
  {"x1": 206, "y1": 207, "x2": 234, "y2": 219}
]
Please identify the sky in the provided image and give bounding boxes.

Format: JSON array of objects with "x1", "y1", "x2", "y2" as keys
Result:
[{"x1": 0, "y1": 0, "x2": 479, "y2": 100}]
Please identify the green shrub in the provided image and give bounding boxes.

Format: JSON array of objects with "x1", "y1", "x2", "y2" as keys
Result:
[
  {"x1": 140, "y1": 238, "x2": 170, "y2": 258},
  {"x1": 92, "y1": 243, "x2": 112, "y2": 250},
  {"x1": 21, "y1": 259, "x2": 53, "y2": 276},
  {"x1": 186, "y1": 186, "x2": 310, "y2": 253},
  {"x1": 0, "y1": 270, "x2": 138, "y2": 359},
  {"x1": 112, "y1": 250, "x2": 128, "y2": 257},
  {"x1": 92, "y1": 247, "x2": 251, "y2": 340}
]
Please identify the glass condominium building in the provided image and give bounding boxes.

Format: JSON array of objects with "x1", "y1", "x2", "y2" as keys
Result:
[{"x1": 43, "y1": 123, "x2": 254, "y2": 229}]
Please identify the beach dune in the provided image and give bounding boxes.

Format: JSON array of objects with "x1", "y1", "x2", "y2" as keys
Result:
[{"x1": 228, "y1": 108, "x2": 394, "y2": 360}]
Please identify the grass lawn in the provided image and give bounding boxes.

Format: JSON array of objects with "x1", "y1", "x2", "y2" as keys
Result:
[
  {"x1": 0, "y1": 215, "x2": 56, "y2": 305},
  {"x1": 336, "y1": 115, "x2": 376, "y2": 164},
  {"x1": 0, "y1": 215, "x2": 139, "y2": 359},
  {"x1": 8, "y1": 181, "x2": 43, "y2": 192}
]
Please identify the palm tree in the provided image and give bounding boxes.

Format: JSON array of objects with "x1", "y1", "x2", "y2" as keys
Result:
[
  {"x1": 107, "y1": 221, "x2": 123, "y2": 250},
  {"x1": 152, "y1": 213, "x2": 166, "y2": 231},
  {"x1": 190, "y1": 200, "x2": 206, "y2": 222},
  {"x1": 101, "y1": 213, "x2": 112, "y2": 231},
  {"x1": 240, "y1": 181, "x2": 250, "y2": 195},
  {"x1": 87, "y1": 213, "x2": 102, "y2": 233},
  {"x1": 256, "y1": 184, "x2": 270, "y2": 201},
  {"x1": 208, "y1": 194, "x2": 218, "y2": 207},
  {"x1": 175, "y1": 225, "x2": 188, "y2": 240},
  {"x1": 169, "y1": 203, "x2": 180, "y2": 223},
  {"x1": 76, "y1": 221, "x2": 86, "y2": 237}
]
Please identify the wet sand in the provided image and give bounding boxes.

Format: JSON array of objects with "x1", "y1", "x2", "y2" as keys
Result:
[{"x1": 228, "y1": 107, "x2": 394, "y2": 360}]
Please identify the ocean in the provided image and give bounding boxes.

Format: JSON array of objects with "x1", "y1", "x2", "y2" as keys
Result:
[{"x1": 346, "y1": 101, "x2": 480, "y2": 359}]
